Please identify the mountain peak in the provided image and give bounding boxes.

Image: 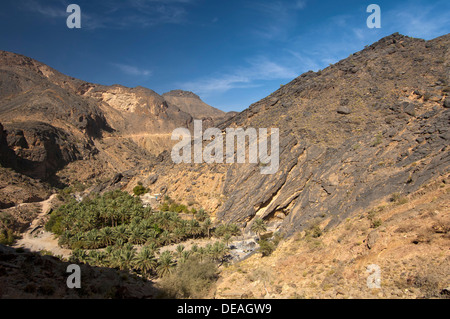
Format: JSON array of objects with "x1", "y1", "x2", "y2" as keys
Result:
[
  {"x1": 162, "y1": 90, "x2": 226, "y2": 119},
  {"x1": 163, "y1": 90, "x2": 201, "y2": 100}
]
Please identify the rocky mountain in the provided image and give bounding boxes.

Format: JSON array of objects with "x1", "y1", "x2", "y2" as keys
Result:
[
  {"x1": 0, "y1": 32, "x2": 449, "y2": 300},
  {"x1": 163, "y1": 90, "x2": 226, "y2": 120},
  {"x1": 135, "y1": 33, "x2": 450, "y2": 237},
  {"x1": 1, "y1": 33, "x2": 448, "y2": 232},
  {"x1": 0, "y1": 50, "x2": 232, "y2": 207},
  {"x1": 212, "y1": 33, "x2": 450, "y2": 235}
]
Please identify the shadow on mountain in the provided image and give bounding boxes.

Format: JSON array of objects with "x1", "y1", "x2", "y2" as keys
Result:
[{"x1": 0, "y1": 244, "x2": 159, "y2": 299}]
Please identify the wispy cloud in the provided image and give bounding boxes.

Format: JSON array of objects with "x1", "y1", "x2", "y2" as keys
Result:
[
  {"x1": 112, "y1": 63, "x2": 152, "y2": 77},
  {"x1": 21, "y1": 0, "x2": 196, "y2": 30},
  {"x1": 22, "y1": 0, "x2": 68, "y2": 18},
  {"x1": 386, "y1": 1, "x2": 450, "y2": 40},
  {"x1": 179, "y1": 56, "x2": 298, "y2": 96},
  {"x1": 250, "y1": 0, "x2": 307, "y2": 40}
]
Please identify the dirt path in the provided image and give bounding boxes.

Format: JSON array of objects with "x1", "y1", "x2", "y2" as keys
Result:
[{"x1": 13, "y1": 194, "x2": 72, "y2": 259}]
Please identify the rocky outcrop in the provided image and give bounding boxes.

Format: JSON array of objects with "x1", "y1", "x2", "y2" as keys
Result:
[
  {"x1": 163, "y1": 90, "x2": 225, "y2": 120},
  {"x1": 0, "y1": 51, "x2": 111, "y2": 139},
  {"x1": 211, "y1": 33, "x2": 450, "y2": 235},
  {"x1": 82, "y1": 85, "x2": 193, "y2": 134},
  {"x1": 0, "y1": 122, "x2": 16, "y2": 168},
  {"x1": 3, "y1": 122, "x2": 83, "y2": 180}
]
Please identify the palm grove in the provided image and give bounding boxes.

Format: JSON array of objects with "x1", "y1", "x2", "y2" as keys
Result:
[{"x1": 45, "y1": 190, "x2": 269, "y2": 283}]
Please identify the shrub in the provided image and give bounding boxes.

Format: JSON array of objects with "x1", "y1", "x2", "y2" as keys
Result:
[
  {"x1": 371, "y1": 219, "x2": 382, "y2": 228},
  {"x1": 371, "y1": 133, "x2": 383, "y2": 147},
  {"x1": 391, "y1": 192, "x2": 408, "y2": 205},
  {"x1": 367, "y1": 209, "x2": 383, "y2": 228},
  {"x1": 169, "y1": 203, "x2": 188, "y2": 214},
  {"x1": 0, "y1": 228, "x2": 15, "y2": 246},
  {"x1": 158, "y1": 256, "x2": 218, "y2": 299},
  {"x1": 159, "y1": 202, "x2": 170, "y2": 212},
  {"x1": 133, "y1": 185, "x2": 147, "y2": 196},
  {"x1": 259, "y1": 239, "x2": 275, "y2": 257},
  {"x1": 305, "y1": 224, "x2": 322, "y2": 238}
]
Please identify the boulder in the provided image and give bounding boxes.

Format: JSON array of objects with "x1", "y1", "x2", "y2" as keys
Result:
[
  {"x1": 366, "y1": 230, "x2": 379, "y2": 250},
  {"x1": 144, "y1": 174, "x2": 159, "y2": 186},
  {"x1": 403, "y1": 103, "x2": 416, "y2": 116},
  {"x1": 444, "y1": 97, "x2": 450, "y2": 108},
  {"x1": 337, "y1": 106, "x2": 352, "y2": 115}
]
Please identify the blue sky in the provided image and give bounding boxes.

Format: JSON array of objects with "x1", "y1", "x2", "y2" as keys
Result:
[{"x1": 0, "y1": 0, "x2": 449, "y2": 112}]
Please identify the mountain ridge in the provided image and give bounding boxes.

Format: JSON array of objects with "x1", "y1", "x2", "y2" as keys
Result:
[{"x1": 1, "y1": 32, "x2": 449, "y2": 234}]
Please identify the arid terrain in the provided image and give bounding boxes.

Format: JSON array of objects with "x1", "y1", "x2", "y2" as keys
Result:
[{"x1": 0, "y1": 32, "x2": 449, "y2": 299}]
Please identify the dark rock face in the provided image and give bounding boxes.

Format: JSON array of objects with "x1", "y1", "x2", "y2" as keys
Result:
[
  {"x1": 444, "y1": 97, "x2": 450, "y2": 108},
  {"x1": 0, "y1": 122, "x2": 17, "y2": 168},
  {"x1": 3, "y1": 122, "x2": 81, "y2": 180},
  {"x1": 0, "y1": 51, "x2": 111, "y2": 139},
  {"x1": 214, "y1": 33, "x2": 450, "y2": 235}
]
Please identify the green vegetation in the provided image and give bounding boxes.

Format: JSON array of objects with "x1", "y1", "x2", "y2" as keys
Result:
[
  {"x1": 0, "y1": 212, "x2": 16, "y2": 246},
  {"x1": 371, "y1": 132, "x2": 383, "y2": 147},
  {"x1": 250, "y1": 218, "x2": 267, "y2": 239},
  {"x1": 367, "y1": 208, "x2": 383, "y2": 228},
  {"x1": 214, "y1": 223, "x2": 241, "y2": 239},
  {"x1": 195, "y1": 209, "x2": 208, "y2": 222},
  {"x1": 132, "y1": 184, "x2": 148, "y2": 196},
  {"x1": 158, "y1": 196, "x2": 189, "y2": 214},
  {"x1": 258, "y1": 239, "x2": 276, "y2": 257},
  {"x1": 158, "y1": 256, "x2": 219, "y2": 299},
  {"x1": 257, "y1": 232, "x2": 284, "y2": 257},
  {"x1": 46, "y1": 190, "x2": 214, "y2": 251},
  {"x1": 46, "y1": 190, "x2": 233, "y2": 282},
  {"x1": 391, "y1": 192, "x2": 409, "y2": 205},
  {"x1": 0, "y1": 227, "x2": 15, "y2": 246},
  {"x1": 304, "y1": 223, "x2": 323, "y2": 239}
]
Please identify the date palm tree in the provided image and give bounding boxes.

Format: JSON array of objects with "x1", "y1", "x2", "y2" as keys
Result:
[
  {"x1": 157, "y1": 251, "x2": 176, "y2": 278},
  {"x1": 195, "y1": 209, "x2": 208, "y2": 222},
  {"x1": 202, "y1": 218, "x2": 212, "y2": 238},
  {"x1": 99, "y1": 227, "x2": 114, "y2": 247},
  {"x1": 179, "y1": 250, "x2": 191, "y2": 264},
  {"x1": 228, "y1": 223, "x2": 242, "y2": 237},
  {"x1": 175, "y1": 244, "x2": 185, "y2": 259},
  {"x1": 251, "y1": 218, "x2": 267, "y2": 239},
  {"x1": 134, "y1": 247, "x2": 157, "y2": 278},
  {"x1": 119, "y1": 246, "x2": 136, "y2": 271},
  {"x1": 114, "y1": 224, "x2": 130, "y2": 243},
  {"x1": 173, "y1": 227, "x2": 186, "y2": 243},
  {"x1": 187, "y1": 219, "x2": 201, "y2": 239},
  {"x1": 159, "y1": 230, "x2": 174, "y2": 246},
  {"x1": 223, "y1": 233, "x2": 232, "y2": 247},
  {"x1": 130, "y1": 228, "x2": 146, "y2": 245},
  {"x1": 145, "y1": 241, "x2": 160, "y2": 255}
]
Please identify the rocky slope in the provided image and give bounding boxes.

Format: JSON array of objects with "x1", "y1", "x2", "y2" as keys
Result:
[
  {"x1": 163, "y1": 90, "x2": 229, "y2": 122},
  {"x1": 216, "y1": 176, "x2": 449, "y2": 299},
  {"x1": 0, "y1": 32, "x2": 449, "y2": 299},
  {"x1": 0, "y1": 50, "x2": 230, "y2": 208},
  {"x1": 203, "y1": 33, "x2": 449, "y2": 235}
]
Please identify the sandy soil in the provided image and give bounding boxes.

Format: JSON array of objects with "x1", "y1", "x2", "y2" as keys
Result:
[{"x1": 13, "y1": 194, "x2": 72, "y2": 259}]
